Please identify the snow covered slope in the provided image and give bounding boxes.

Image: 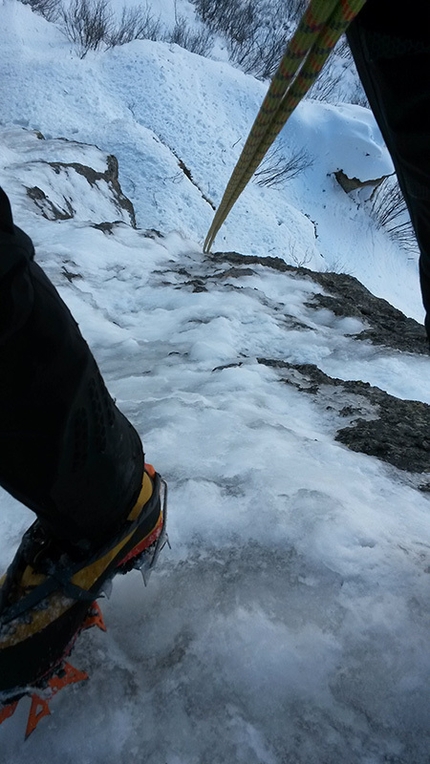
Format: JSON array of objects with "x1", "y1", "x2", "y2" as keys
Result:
[
  {"x1": 0, "y1": 0, "x2": 421, "y2": 318},
  {"x1": 1, "y1": 2, "x2": 430, "y2": 762}
]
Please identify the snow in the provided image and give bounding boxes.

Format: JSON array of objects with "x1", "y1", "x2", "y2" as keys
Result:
[{"x1": 1, "y1": 1, "x2": 430, "y2": 761}]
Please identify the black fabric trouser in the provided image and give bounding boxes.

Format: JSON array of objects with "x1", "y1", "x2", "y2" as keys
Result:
[
  {"x1": 0, "y1": 189, "x2": 144, "y2": 543},
  {"x1": 347, "y1": 0, "x2": 430, "y2": 340}
]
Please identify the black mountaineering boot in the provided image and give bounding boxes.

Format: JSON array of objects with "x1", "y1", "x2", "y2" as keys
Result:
[{"x1": 0, "y1": 465, "x2": 167, "y2": 724}]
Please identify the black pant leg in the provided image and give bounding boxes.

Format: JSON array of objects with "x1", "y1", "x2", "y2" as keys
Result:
[
  {"x1": 347, "y1": 1, "x2": 430, "y2": 339},
  {"x1": 0, "y1": 190, "x2": 144, "y2": 543}
]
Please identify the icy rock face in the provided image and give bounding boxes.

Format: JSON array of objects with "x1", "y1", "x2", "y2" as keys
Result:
[
  {"x1": 25, "y1": 154, "x2": 136, "y2": 227},
  {"x1": 307, "y1": 270, "x2": 429, "y2": 355},
  {"x1": 257, "y1": 359, "x2": 430, "y2": 478},
  {"x1": 0, "y1": 127, "x2": 136, "y2": 227},
  {"x1": 181, "y1": 250, "x2": 430, "y2": 482},
  {"x1": 211, "y1": 252, "x2": 429, "y2": 355}
]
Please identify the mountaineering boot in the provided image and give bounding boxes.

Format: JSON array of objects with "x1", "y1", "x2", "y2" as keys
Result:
[{"x1": 0, "y1": 464, "x2": 167, "y2": 700}]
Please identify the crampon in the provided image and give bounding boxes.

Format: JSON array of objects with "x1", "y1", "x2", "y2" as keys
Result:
[{"x1": 0, "y1": 466, "x2": 168, "y2": 739}]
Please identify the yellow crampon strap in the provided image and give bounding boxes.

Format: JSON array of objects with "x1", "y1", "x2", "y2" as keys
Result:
[{"x1": 203, "y1": 0, "x2": 367, "y2": 253}]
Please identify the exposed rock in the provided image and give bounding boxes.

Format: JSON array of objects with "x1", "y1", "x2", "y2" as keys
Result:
[
  {"x1": 257, "y1": 359, "x2": 430, "y2": 479},
  {"x1": 0, "y1": 128, "x2": 136, "y2": 227},
  {"x1": 91, "y1": 221, "x2": 117, "y2": 234},
  {"x1": 308, "y1": 271, "x2": 428, "y2": 355},
  {"x1": 334, "y1": 168, "x2": 386, "y2": 194},
  {"x1": 26, "y1": 185, "x2": 74, "y2": 221},
  {"x1": 26, "y1": 154, "x2": 136, "y2": 226}
]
